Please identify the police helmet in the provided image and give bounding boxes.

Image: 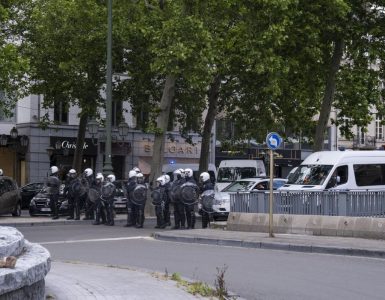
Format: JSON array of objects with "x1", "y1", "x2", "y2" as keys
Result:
[
  {"x1": 96, "y1": 173, "x2": 104, "y2": 183},
  {"x1": 129, "y1": 170, "x2": 137, "y2": 178},
  {"x1": 50, "y1": 166, "x2": 59, "y2": 175},
  {"x1": 163, "y1": 174, "x2": 170, "y2": 184},
  {"x1": 69, "y1": 169, "x2": 77, "y2": 178},
  {"x1": 106, "y1": 174, "x2": 116, "y2": 183},
  {"x1": 184, "y1": 168, "x2": 193, "y2": 178},
  {"x1": 84, "y1": 168, "x2": 93, "y2": 177},
  {"x1": 199, "y1": 172, "x2": 210, "y2": 183},
  {"x1": 156, "y1": 176, "x2": 166, "y2": 186}
]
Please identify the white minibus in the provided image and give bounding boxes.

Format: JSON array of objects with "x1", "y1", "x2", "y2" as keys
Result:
[
  {"x1": 279, "y1": 150, "x2": 385, "y2": 191},
  {"x1": 216, "y1": 159, "x2": 266, "y2": 191}
]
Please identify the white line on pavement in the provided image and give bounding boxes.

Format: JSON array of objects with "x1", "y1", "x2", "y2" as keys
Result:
[{"x1": 40, "y1": 236, "x2": 154, "y2": 245}]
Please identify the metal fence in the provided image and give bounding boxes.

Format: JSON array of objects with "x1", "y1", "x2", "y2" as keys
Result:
[{"x1": 230, "y1": 190, "x2": 385, "y2": 217}]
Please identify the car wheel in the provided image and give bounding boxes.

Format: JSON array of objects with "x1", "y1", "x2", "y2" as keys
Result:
[
  {"x1": 29, "y1": 209, "x2": 36, "y2": 217},
  {"x1": 12, "y1": 202, "x2": 22, "y2": 217}
]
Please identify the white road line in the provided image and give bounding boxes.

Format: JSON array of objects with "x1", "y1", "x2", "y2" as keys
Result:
[{"x1": 40, "y1": 236, "x2": 153, "y2": 245}]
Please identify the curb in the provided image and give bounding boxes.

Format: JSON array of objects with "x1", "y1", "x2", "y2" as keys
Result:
[
  {"x1": 153, "y1": 232, "x2": 385, "y2": 259},
  {"x1": 1, "y1": 218, "x2": 128, "y2": 227}
]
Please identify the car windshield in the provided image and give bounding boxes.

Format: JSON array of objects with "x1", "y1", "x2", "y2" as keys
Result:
[
  {"x1": 222, "y1": 181, "x2": 257, "y2": 192},
  {"x1": 115, "y1": 188, "x2": 125, "y2": 196},
  {"x1": 217, "y1": 167, "x2": 257, "y2": 183},
  {"x1": 286, "y1": 164, "x2": 333, "y2": 185}
]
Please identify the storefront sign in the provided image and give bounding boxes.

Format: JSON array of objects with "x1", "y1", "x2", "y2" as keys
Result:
[
  {"x1": 50, "y1": 137, "x2": 97, "y2": 156},
  {"x1": 140, "y1": 142, "x2": 201, "y2": 158}
]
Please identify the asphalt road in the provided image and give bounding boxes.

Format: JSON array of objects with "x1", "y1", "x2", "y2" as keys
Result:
[{"x1": 17, "y1": 222, "x2": 385, "y2": 300}]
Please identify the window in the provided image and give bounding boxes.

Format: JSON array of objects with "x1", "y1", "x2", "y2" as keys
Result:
[
  {"x1": 376, "y1": 115, "x2": 384, "y2": 141},
  {"x1": 54, "y1": 101, "x2": 68, "y2": 124},
  {"x1": 217, "y1": 167, "x2": 257, "y2": 183},
  {"x1": 112, "y1": 100, "x2": 123, "y2": 127},
  {"x1": 354, "y1": 164, "x2": 385, "y2": 186},
  {"x1": 326, "y1": 165, "x2": 348, "y2": 189}
]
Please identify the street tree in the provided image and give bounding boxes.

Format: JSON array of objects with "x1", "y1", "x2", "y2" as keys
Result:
[
  {"x1": 21, "y1": 0, "x2": 110, "y2": 173},
  {"x1": 0, "y1": 0, "x2": 28, "y2": 116}
]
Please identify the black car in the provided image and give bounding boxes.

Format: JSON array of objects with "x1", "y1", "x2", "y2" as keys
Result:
[
  {"x1": 20, "y1": 182, "x2": 44, "y2": 209},
  {"x1": 29, "y1": 184, "x2": 69, "y2": 216},
  {"x1": 0, "y1": 176, "x2": 22, "y2": 217},
  {"x1": 113, "y1": 180, "x2": 127, "y2": 213}
]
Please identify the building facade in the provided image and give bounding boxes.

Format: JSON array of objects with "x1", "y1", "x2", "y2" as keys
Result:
[{"x1": 0, "y1": 95, "x2": 213, "y2": 186}]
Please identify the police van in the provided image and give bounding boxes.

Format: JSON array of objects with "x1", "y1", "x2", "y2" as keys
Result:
[{"x1": 279, "y1": 150, "x2": 385, "y2": 191}]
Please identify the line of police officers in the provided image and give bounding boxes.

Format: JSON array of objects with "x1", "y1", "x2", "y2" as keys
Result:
[{"x1": 45, "y1": 165, "x2": 215, "y2": 229}]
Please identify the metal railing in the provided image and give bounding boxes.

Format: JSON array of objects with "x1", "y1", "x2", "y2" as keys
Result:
[{"x1": 230, "y1": 190, "x2": 385, "y2": 217}]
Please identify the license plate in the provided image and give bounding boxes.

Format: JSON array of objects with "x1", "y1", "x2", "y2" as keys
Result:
[
  {"x1": 115, "y1": 205, "x2": 126, "y2": 208},
  {"x1": 41, "y1": 208, "x2": 51, "y2": 212}
]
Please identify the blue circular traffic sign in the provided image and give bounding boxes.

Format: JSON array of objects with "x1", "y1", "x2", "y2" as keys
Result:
[{"x1": 266, "y1": 132, "x2": 282, "y2": 150}]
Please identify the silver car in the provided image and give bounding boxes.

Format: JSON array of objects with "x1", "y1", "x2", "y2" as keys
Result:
[{"x1": 212, "y1": 178, "x2": 288, "y2": 220}]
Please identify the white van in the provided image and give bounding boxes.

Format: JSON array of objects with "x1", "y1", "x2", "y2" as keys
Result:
[
  {"x1": 216, "y1": 159, "x2": 266, "y2": 191},
  {"x1": 162, "y1": 163, "x2": 217, "y2": 183},
  {"x1": 279, "y1": 150, "x2": 385, "y2": 191}
]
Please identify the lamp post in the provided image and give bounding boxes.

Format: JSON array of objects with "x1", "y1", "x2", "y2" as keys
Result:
[{"x1": 103, "y1": 0, "x2": 113, "y2": 175}]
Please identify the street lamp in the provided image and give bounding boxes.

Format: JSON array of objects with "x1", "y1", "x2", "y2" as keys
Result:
[
  {"x1": 103, "y1": 0, "x2": 113, "y2": 175},
  {"x1": 10, "y1": 127, "x2": 18, "y2": 139},
  {"x1": 87, "y1": 119, "x2": 99, "y2": 145}
]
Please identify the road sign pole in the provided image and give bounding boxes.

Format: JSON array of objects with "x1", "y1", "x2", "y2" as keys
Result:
[
  {"x1": 269, "y1": 149, "x2": 274, "y2": 237},
  {"x1": 266, "y1": 132, "x2": 281, "y2": 238}
]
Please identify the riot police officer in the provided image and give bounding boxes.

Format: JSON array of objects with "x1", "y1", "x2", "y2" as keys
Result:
[
  {"x1": 133, "y1": 172, "x2": 147, "y2": 228},
  {"x1": 199, "y1": 172, "x2": 214, "y2": 228},
  {"x1": 124, "y1": 170, "x2": 138, "y2": 227},
  {"x1": 65, "y1": 169, "x2": 81, "y2": 220},
  {"x1": 82, "y1": 168, "x2": 95, "y2": 220},
  {"x1": 163, "y1": 174, "x2": 171, "y2": 226},
  {"x1": 152, "y1": 176, "x2": 167, "y2": 229},
  {"x1": 93, "y1": 173, "x2": 107, "y2": 225},
  {"x1": 46, "y1": 166, "x2": 61, "y2": 220},
  {"x1": 102, "y1": 174, "x2": 116, "y2": 226},
  {"x1": 183, "y1": 168, "x2": 197, "y2": 229},
  {"x1": 170, "y1": 169, "x2": 185, "y2": 229}
]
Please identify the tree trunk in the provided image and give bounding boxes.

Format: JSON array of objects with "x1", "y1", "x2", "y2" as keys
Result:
[
  {"x1": 199, "y1": 74, "x2": 221, "y2": 174},
  {"x1": 73, "y1": 112, "x2": 89, "y2": 174},
  {"x1": 149, "y1": 75, "x2": 176, "y2": 186},
  {"x1": 314, "y1": 38, "x2": 344, "y2": 151}
]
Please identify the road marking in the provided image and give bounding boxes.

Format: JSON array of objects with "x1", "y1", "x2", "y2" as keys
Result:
[{"x1": 40, "y1": 236, "x2": 153, "y2": 245}]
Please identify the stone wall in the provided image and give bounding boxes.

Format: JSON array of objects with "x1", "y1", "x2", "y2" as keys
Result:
[{"x1": 227, "y1": 212, "x2": 385, "y2": 239}]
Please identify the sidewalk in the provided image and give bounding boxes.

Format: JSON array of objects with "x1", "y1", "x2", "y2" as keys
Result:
[
  {"x1": 45, "y1": 261, "x2": 206, "y2": 300},
  {"x1": 154, "y1": 228, "x2": 385, "y2": 259}
]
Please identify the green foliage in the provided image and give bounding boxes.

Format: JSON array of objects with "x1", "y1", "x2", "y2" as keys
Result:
[
  {"x1": 0, "y1": 1, "x2": 29, "y2": 115},
  {"x1": 22, "y1": 0, "x2": 108, "y2": 118}
]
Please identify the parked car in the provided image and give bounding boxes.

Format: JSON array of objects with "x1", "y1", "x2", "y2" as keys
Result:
[
  {"x1": 29, "y1": 184, "x2": 68, "y2": 216},
  {"x1": 212, "y1": 178, "x2": 288, "y2": 220},
  {"x1": 113, "y1": 180, "x2": 128, "y2": 213},
  {"x1": 20, "y1": 182, "x2": 44, "y2": 209},
  {"x1": 0, "y1": 176, "x2": 22, "y2": 217}
]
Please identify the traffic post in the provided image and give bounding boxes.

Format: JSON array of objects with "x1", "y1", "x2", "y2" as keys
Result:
[{"x1": 265, "y1": 132, "x2": 282, "y2": 238}]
